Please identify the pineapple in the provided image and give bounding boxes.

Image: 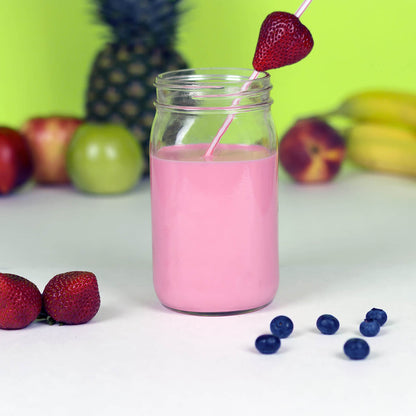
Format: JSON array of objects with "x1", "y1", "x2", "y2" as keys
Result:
[{"x1": 86, "y1": 0, "x2": 188, "y2": 174}]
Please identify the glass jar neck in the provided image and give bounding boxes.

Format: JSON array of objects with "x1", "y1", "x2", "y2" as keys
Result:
[{"x1": 154, "y1": 68, "x2": 273, "y2": 113}]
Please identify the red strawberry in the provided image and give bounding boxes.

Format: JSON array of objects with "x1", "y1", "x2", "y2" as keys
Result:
[
  {"x1": 42, "y1": 271, "x2": 100, "y2": 325},
  {"x1": 0, "y1": 273, "x2": 42, "y2": 329},
  {"x1": 252, "y1": 12, "x2": 314, "y2": 71}
]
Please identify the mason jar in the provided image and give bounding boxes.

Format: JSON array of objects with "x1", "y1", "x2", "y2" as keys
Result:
[{"x1": 150, "y1": 68, "x2": 278, "y2": 314}]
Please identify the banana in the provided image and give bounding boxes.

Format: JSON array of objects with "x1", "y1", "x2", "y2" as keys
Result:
[
  {"x1": 334, "y1": 90, "x2": 416, "y2": 130},
  {"x1": 346, "y1": 123, "x2": 416, "y2": 177}
]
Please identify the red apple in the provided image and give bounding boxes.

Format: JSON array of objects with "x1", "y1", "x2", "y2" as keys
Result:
[
  {"x1": 279, "y1": 117, "x2": 346, "y2": 183},
  {"x1": 21, "y1": 116, "x2": 83, "y2": 184},
  {"x1": 0, "y1": 127, "x2": 33, "y2": 195}
]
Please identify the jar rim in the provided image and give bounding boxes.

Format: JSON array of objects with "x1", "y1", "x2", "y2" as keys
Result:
[{"x1": 154, "y1": 67, "x2": 271, "y2": 89}]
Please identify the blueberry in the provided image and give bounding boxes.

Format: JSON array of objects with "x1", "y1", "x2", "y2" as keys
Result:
[
  {"x1": 270, "y1": 315, "x2": 294, "y2": 338},
  {"x1": 359, "y1": 319, "x2": 380, "y2": 337},
  {"x1": 255, "y1": 334, "x2": 281, "y2": 354},
  {"x1": 344, "y1": 338, "x2": 370, "y2": 360},
  {"x1": 316, "y1": 314, "x2": 340, "y2": 335},
  {"x1": 366, "y1": 308, "x2": 387, "y2": 326}
]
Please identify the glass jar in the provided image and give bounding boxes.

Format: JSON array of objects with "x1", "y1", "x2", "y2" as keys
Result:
[{"x1": 150, "y1": 68, "x2": 278, "y2": 314}]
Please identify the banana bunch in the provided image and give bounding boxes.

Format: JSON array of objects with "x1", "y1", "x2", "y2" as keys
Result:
[{"x1": 332, "y1": 90, "x2": 416, "y2": 177}]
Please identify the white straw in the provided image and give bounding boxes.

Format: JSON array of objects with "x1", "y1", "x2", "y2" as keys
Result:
[
  {"x1": 295, "y1": 0, "x2": 314, "y2": 18},
  {"x1": 204, "y1": 70, "x2": 260, "y2": 158}
]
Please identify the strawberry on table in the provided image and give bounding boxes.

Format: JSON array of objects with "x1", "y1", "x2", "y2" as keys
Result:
[
  {"x1": 42, "y1": 271, "x2": 100, "y2": 325},
  {"x1": 252, "y1": 11, "x2": 314, "y2": 71},
  {"x1": 0, "y1": 273, "x2": 42, "y2": 330}
]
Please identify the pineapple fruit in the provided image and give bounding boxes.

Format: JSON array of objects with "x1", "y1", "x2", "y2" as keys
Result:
[{"x1": 86, "y1": 0, "x2": 188, "y2": 174}]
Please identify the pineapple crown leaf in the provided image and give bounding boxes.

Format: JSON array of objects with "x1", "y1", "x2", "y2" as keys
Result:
[{"x1": 91, "y1": 0, "x2": 185, "y2": 46}]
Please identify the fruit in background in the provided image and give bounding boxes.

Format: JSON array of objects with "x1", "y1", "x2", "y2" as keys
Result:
[
  {"x1": 0, "y1": 273, "x2": 42, "y2": 330},
  {"x1": 345, "y1": 123, "x2": 416, "y2": 177},
  {"x1": 85, "y1": 0, "x2": 188, "y2": 175},
  {"x1": 42, "y1": 271, "x2": 100, "y2": 325},
  {"x1": 66, "y1": 123, "x2": 144, "y2": 194},
  {"x1": 252, "y1": 11, "x2": 314, "y2": 71},
  {"x1": 279, "y1": 117, "x2": 346, "y2": 183},
  {"x1": 21, "y1": 116, "x2": 83, "y2": 184},
  {"x1": 0, "y1": 127, "x2": 33, "y2": 195},
  {"x1": 332, "y1": 90, "x2": 416, "y2": 130}
]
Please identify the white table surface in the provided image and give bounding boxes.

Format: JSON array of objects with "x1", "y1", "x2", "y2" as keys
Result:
[{"x1": 1, "y1": 167, "x2": 415, "y2": 416}]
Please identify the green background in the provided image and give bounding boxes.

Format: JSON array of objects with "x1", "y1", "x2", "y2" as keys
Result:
[{"x1": 1, "y1": 0, "x2": 415, "y2": 137}]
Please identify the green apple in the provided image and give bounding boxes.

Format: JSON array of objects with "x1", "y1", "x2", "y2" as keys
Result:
[{"x1": 67, "y1": 123, "x2": 144, "y2": 194}]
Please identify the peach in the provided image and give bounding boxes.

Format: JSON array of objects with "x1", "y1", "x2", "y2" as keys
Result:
[{"x1": 279, "y1": 117, "x2": 345, "y2": 183}]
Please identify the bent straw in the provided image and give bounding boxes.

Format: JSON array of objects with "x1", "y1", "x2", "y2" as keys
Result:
[{"x1": 204, "y1": 0, "x2": 314, "y2": 158}]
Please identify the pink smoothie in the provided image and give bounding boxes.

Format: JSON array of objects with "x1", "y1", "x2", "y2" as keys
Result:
[{"x1": 150, "y1": 143, "x2": 278, "y2": 313}]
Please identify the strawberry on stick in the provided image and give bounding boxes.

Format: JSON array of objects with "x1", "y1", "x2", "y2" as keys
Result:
[
  {"x1": 253, "y1": 0, "x2": 314, "y2": 71},
  {"x1": 252, "y1": 11, "x2": 314, "y2": 71},
  {"x1": 205, "y1": 0, "x2": 314, "y2": 157}
]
